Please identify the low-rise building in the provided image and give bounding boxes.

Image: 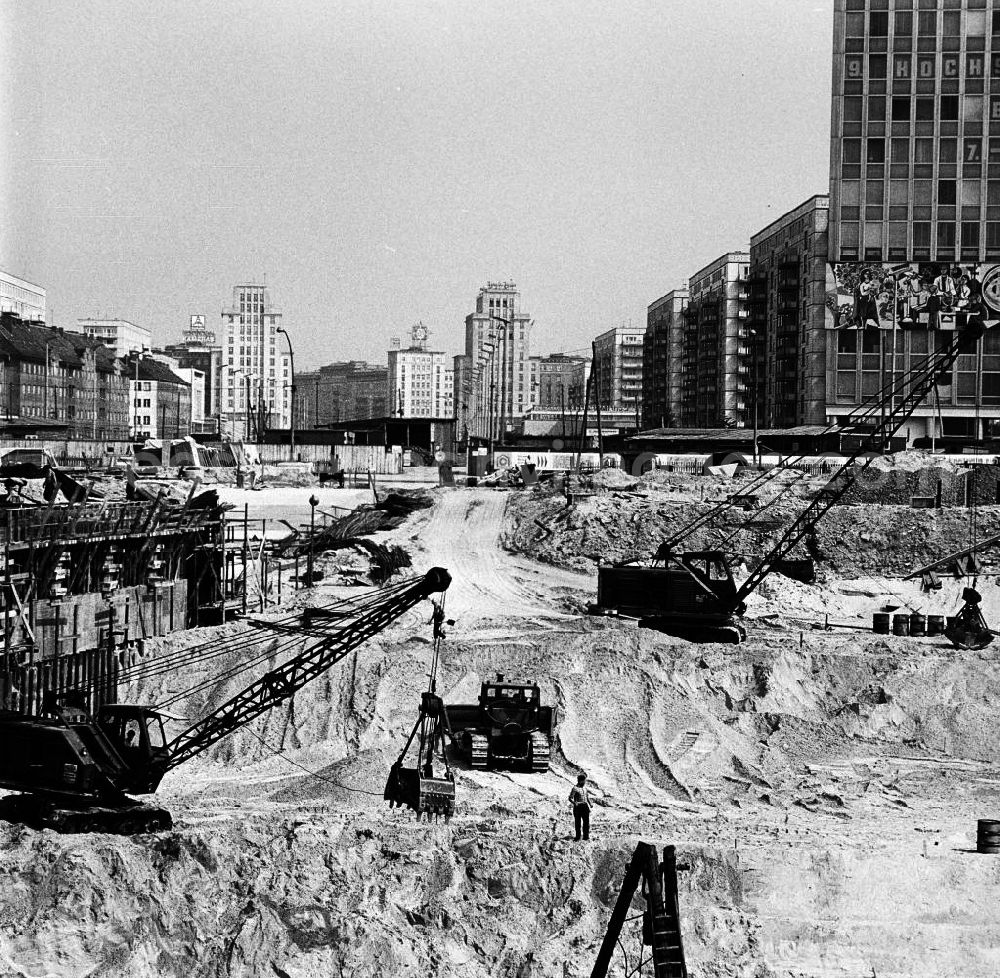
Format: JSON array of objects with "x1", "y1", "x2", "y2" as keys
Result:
[
  {"x1": 294, "y1": 370, "x2": 321, "y2": 429},
  {"x1": 532, "y1": 353, "x2": 588, "y2": 412},
  {"x1": 129, "y1": 357, "x2": 192, "y2": 441},
  {"x1": 0, "y1": 271, "x2": 45, "y2": 323},
  {"x1": 0, "y1": 313, "x2": 129, "y2": 438},
  {"x1": 163, "y1": 315, "x2": 223, "y2": 426},
  {"x1": 314, "y1": 361, "x2": 388, "y2": 425},
  {"x1": 76, "y1": 319, "x2": 151, "y2": 358}
]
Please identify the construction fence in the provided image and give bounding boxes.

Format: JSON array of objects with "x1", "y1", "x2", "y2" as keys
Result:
[{"x1": 256, "y1": 442, "x2": 405, "y2": 474}]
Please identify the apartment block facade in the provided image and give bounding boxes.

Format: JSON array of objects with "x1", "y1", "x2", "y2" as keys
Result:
[
  {"x1": 749, "y1": 196, "x2": 830, "y2": 427},
  {"x1": 680, "y1": 254, "x2": 751, "y2": 428},
  {"x1": 592, "y1": 325, "x2": 646, "y2": 418},
  {"x1": 643, "y1": 289, "x2": 688, "y2": 429}
]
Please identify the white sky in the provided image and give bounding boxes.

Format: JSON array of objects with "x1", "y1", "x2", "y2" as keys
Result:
[{"x1": 2, "y1": 0, "x2": 834, "y2": 369}]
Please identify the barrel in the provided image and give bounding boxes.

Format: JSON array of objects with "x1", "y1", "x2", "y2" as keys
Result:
[
  {"x1": 909, "y1": 613, "x2": 926, "y2": 637},
  {"x1": 927, "y1": 614, "x2": 945, "y2": 636},
  {"x1": 946, "y1": 615, "x2": 960, "y2": 635},
  {"x1": 977, "y1": 819, "x2": 1000, "y2": 854},
  {"x1": 892, "y1": 614, "x2": 911, "y2": 636},
  {"x1": 872, "y1": 613, "x2": 891, "y2": 634}
]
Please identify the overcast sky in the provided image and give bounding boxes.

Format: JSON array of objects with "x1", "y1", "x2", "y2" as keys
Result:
[{"x1": 2, "y1": 1, "x2": 833, "y2": 370}]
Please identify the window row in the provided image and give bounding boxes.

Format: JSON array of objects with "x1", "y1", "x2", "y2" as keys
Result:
[
  {"x1": 838, "y1": 221, "x2": 1000, "y2": 249},
  {"x1": 847, "y1": 95, "x2": 1000, "y2": 125},
  {"x1": 844, "y1": 177, "x2": 998, "y2": 208},
  {"x1": 846, "y1": 9, "x2": 993, "y2": 40},
  {"x1": 845, "y1": 93, "x2": 997, "y2": 123},
  {"x1": 845, "y1": 137, "x2": 995, "y2": 165}
]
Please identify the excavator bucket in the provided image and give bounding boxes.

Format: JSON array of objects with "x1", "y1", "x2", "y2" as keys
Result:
[
  {"x1": 384, "y1": 691, "x2": 456, "y2": 821},
  {"x1": 945, "y1": 590, "x2": 994, "y2": 651},
  {"x1": 384, "y1": 761, "x2": 455, "y2": 821}
]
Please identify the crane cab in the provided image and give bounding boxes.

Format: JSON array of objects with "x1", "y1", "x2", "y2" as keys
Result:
[
  {"x1": 596, "y1": 549, "x2": 740, "y2": 617},
  {"x1": 593, "y1": 549, "x2": 747, "y2": 642},
  {"x1": 97, "y1": 705, "x2": 171, "y2": 793}
]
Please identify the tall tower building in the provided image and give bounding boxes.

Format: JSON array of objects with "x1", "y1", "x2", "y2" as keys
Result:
[
  {"x1": 220, "y1": 284, "x2": 291, "y2": 438},
  {"x1": 827, "y1": 0, "x2": 1000, "y2": 442},
  {"x1": 464, "y1": 281, "x2": 532, "y2": 442}
]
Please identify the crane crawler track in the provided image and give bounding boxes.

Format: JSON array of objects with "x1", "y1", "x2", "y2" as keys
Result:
[{"x1": 529, "y1": 731, "x2": 551, "y2": 773}]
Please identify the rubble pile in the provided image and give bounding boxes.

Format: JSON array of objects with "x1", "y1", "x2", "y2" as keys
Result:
[
  {"x1": 5, "y1": 471, "x2": 1000, "y2": 977},
  {"x1": 835, "y1": 451, "x2": 1000, "y2": 506},
  {"x1": 6, "y1": 616, "x2": 1000, "y2": 976},
  {"x1": 506, "y1": 464, "x2": 1000, "y2": 578}
]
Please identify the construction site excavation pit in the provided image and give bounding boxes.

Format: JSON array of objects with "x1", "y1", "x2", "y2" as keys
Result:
[{"x1": 3, "y1": 461, "x2": 1000, "y2": 977}]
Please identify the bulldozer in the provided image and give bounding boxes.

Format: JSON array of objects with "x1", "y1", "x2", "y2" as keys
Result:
[{"x1": 445, "y1": 673, "x2": 554, "y2": 773}]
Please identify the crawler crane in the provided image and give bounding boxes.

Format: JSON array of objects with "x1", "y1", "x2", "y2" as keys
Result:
[
  {"x1": 593, "y1": 315, "x2": 990, "y2": 642},
  {"x1": 0, "y1": 568, "x2": 452, "y2": 833}
]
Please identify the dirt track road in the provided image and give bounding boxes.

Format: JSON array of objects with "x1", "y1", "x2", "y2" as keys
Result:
[{"x1": 405, "y1": 489, "x2": 591, "y2": 626}]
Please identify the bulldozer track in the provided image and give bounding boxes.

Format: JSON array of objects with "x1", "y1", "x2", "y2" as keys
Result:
[
  {"x1": 468, "y1": 733, "x2": 489, "y2": 769},
  {"x1": 529, "y1": 731, "x2": 551, "y2": 773}
]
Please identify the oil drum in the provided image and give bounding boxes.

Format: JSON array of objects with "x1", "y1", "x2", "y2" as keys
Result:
[
  {"x1": 872, "y1": 612, "x2": 891, "y2": 634},
  {"x1": 892, "y1": 614, "x2": 910, "y2": 636},
  {"x1": 927, "y1": 614, "x2": 945, "y2": 636},
  {"x1": 977, "y1": 819, "x2": 1000, "y2": 854},
  {"x1": 909, "y1": 613, "x2": 926, "y2": 636}
]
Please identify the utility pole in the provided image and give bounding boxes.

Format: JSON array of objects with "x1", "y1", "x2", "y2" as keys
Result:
[
  {"x1": 749, "y1": 326, "x2": 759, "y2": 466},
  {"x1": 593, "y1": 340, "x2": 604, "y2": 467},
  {"x1": 245, "y1": 374, "x2": 254, "y2": 441},
  {"x1": 577, "y1": 358, "x2": 593, "y2": 470}
]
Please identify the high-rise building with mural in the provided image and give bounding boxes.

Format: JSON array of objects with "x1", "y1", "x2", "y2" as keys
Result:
[{"x1": 827, "y1": 0, "x2": 1000, "y2": 442}]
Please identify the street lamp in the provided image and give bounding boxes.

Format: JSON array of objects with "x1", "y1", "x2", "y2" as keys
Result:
[
  {"x1": 276, "y1": 326, "x2": 295, "y2": 455},
  {"x1": 488, "y1": 314, "x2": 512, "y2": 446},
  {"x1": 307, "y1": 493, "x2": 319, "y2": 587}
]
